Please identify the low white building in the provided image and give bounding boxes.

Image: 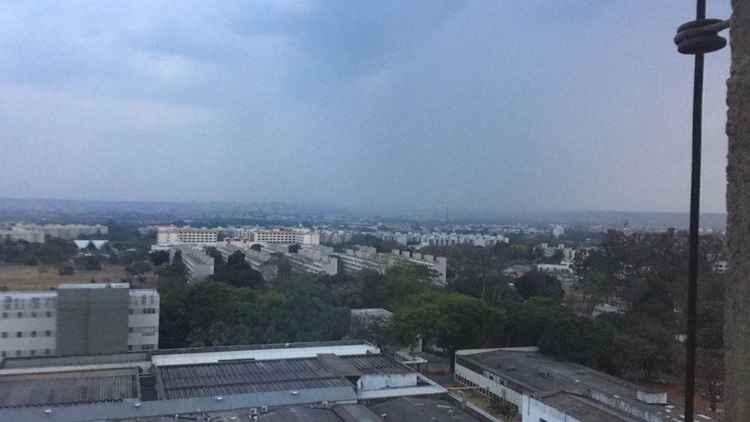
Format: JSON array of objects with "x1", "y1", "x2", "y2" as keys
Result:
[{"x1": 455, "y1": 348, "x2": 685, "y2": 422}]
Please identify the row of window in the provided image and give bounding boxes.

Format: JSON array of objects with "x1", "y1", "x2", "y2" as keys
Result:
[
  {"x1": 1, "y1": 330, "x2": 54, "y2": 338},
  {"x1": 129, "y1": 308, "x2": 157, "y2": 315},
  {"x1": 128, "y1": 326, "x2": 157, "y2": 335},
  {"x1": 129, "y1": 295, "x2": 157, "y2": 306},
  {"x1": 1, "y1": 311, "x2": 54, "y2": 319},
  {"x1": 2, "y1": 298, "x2": 56, "y2": 310},
  {"x1": 127, "y1": 344, "x2": 156, "y2": 351},
  {"x1": 0, "y1": 349, "x2": 53, "y2": 358}
]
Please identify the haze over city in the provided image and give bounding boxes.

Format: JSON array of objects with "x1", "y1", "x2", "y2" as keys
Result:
[{"x1": 0, "y1": 1, "x2": 732, "y2": 213}]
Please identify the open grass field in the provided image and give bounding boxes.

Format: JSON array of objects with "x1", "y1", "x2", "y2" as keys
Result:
[{"x1": 0, "y1": 264, "x2": 128, "y2": 290}]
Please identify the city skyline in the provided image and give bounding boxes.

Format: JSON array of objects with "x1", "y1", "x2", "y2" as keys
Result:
[{"x1": 0, "y1": 1, "x2": 732, "y2": 213}]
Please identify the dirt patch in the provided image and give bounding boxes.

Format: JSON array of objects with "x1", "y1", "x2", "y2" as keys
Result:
[{"x1": 0, "y1": 264, "x2": 129, "y2": 290}]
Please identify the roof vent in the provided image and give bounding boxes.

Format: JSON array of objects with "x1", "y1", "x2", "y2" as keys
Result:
[
  {"x1": 43, "y1": 409, "x2": 53, "y2": 416},
  {"x1": 637, "y1": 390, "x2": 668, "y2": 405},
  {"x1": 290, "y1": 390, "x2": 300, "y2": 396}
]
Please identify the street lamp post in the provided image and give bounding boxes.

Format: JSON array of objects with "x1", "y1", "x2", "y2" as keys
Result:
[{"x1": 673, "y1": 2, "x2": 729, "y2": 421}]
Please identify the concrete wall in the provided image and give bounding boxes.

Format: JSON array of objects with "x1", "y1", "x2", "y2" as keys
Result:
[
  {"x1": 454, "y1": 363, "x2": 523, "y2": 407},
  {"x1": 56, "y1": 287, "x2": 129, "y2": 355},
  {"x1": 357, "y1": 373, "x2": 417, "y2": 391},
  {"x1": 521, "y1": 395, "x2": 581, "y2": 422},
  {"x1": 726, "y1": 2, "x2": 750, "y2": 420}
]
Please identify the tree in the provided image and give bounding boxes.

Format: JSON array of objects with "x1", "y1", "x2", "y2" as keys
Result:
[
  {"x1": 212, "y1": 251, "x2": 264, "y2": 289},
  {"x1": 126, "y1": 260, "x2": 152, "y2": 276},
  {"x1": 149, "y1": 250, "x2": 170, "y2": 266},
  {"x1": 515, "y1": 271, "x2": 564, "y2": 301},
  {"x1": 75, "y1": 255, "x2": 102, "y2": 271},
  {"x1": 393, "y1": 292, "x2": 504, "y2": 369}
]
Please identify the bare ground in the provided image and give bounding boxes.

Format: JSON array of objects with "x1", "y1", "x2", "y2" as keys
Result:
[{"x1": 0, "y1": 264, "x2": 129, "y2": 290}]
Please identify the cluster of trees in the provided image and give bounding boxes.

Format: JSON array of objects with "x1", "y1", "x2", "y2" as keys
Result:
[{"x1": 0, "y1": 238, "x2": 77, "y2": 266}]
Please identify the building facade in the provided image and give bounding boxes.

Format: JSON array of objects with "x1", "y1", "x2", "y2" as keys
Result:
[
  {"x1": 0, "y1": 283, "x2": 158, "y2": 358},
  {"x1": 0, "y1": 224, "x2": 108, "y2": 243},
  {"x1": 177, "y1": 248, "x2": 215, "y2": 282},
  {"x1": 156, "y1": 226, "x2": 219, "y2": 245},
  {"x1": 333, "y1": 247, "x2": 447, "y2": 286},
  {"x1": 251, "y1": 228, "x2": 320, "y2": 245},
  {"x1": 454, "y1": 348, "x2": 687, "y2": 422}
]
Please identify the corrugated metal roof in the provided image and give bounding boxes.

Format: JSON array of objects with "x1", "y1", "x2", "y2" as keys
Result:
[
  {"x1": 316, "y1": 354, "x2": 362, "y2": 377},
  {"x1": 0, "y1": 368, "x2": 138, "y2": 408},
  {"x1": 158, "y1": 358, "x2": 351, "y2": 400},
  {"x1": 342, "y1": 355, "x2": 412, "y2": 374},
  {"x1": 0, "y1": 386, "x2": 358, "y2": 422}
]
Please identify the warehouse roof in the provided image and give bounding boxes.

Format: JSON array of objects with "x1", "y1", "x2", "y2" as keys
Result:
[
  {"x1": 157, "y1": 357, "x2": 353, "y2": 400},
  {"x1": 368, "y1": 397, "x2": 480, "y2": 422},
  {"x1": 0, "y1": 368, "x2": 139, "y2": 408}
]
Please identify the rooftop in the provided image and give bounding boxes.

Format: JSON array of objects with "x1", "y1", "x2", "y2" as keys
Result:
[
  {"x1": 156, "y1": 357, "x2": 354, "y2": 400},
  {"x1": 0, "y1": 368, "x2": 139, "y2": 408},
  {"x1": 368, "y1": 396, "x2": 480, "y2": 422},
  {"x1": 457, "y1": 349, "x2": 683, "y2": 422}
]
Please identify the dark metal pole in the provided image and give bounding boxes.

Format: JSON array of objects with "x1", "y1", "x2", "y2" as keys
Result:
[{"x1": 684, "y1": 1, "x2": 706, "y2": 420}]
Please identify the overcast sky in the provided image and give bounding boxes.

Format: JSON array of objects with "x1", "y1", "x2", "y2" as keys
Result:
[{"x1": 0, "y1": 1, "x2": 732, "y2": 214}]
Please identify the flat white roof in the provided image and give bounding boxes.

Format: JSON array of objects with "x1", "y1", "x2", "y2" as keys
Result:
[
  {"x1": 152, "y1": 343, "x2": 380, "y2": 367},
  {"x1": 58, "y1": 283, "x2": 130, "y2": 289}
]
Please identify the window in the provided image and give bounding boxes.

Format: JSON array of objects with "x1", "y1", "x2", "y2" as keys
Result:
[
  {"x1": 30, "y1": 312, "x2": 36, "y2": 318},
  {"x1": 45, "y1": 330, "x2": 52, "y2": 337},
  {"x1": 30, "y1": 350, "x2": 35, "y2": 356},
  {"x1": 31, "y1": 331, "x2": 36, "y2": 338},
  {"x1": 15, "y1": 351, "x2": 20, "y2": 357},
  {"x1": 0, "y1": 332, "x2": 6, "y2": 338},
  {"x1": 1, "y1": 313, "x2": 5, "y2": 319},
  {"x1": 44, "y1": 349, "x2": 50, "y2": 355},
  {"x1": 16, "y1": 332, "x2": 22, "y2": 338},
  {"x1": 0, "y1": 352, "x2": 5, "y2": 358},
  {"x1": 128, "y1": 327, "x2": 133, "y2": 333},
  {"x1": 16, "y1": 312, "x2": 22, "y2": 318},
  {"x1": 46, "y1": 311, "x2": 52, "y2": 318}
]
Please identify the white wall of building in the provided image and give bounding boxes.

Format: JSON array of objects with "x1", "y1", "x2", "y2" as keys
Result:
[
  {"x1": 0, "y1": 287, "x2": 159, "y2": 358},
  {"x1": 357, "y1": 373, "x2": 418, "y2": 391},
  {"x1": 454, "y1": 363, "x2": 523, "y2": 407},
  {"x1": 522, "y1": 395, "x2": 580, "y2": 422}
]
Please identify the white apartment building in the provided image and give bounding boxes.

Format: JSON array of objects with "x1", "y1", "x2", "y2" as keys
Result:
[
  {"x1": 156, "y1": 226, "x2": 219, "y2": 245},
  {"x1": 0, "y1": 224, "x2": 109, "y2": 243},
  {"x1": 0, "y1": 284, "x2": 159, "y2": 359},
  {"x1": 178, "y1": 247, "x2": 215, "y2": 282},
  {"x1": 252, "y1": 228, "x2": 320, "y2": 245}
]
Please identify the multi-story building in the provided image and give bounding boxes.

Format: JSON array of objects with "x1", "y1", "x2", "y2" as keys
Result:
[
  {"x1": 0, "y1": 224, "x2": 108, "y2": 243},
  {"x1": 0, "y1": 283, "x2": 158, "y2": 358},
  {"x1": 251, "y1": 228, "x2": 320, "y2": 245},
  {"x1": 156, "y1": 226, "x2": 219, "y2": 245},
  {"x1": 178, "y1": 247, "x2": 214, "y2": 283},
  {"x1": 334, "y1": 246, "x2": 447, "y2": 286},
  {"x1": 285, "y1": 245, "x2": 338, "y2": 275}
]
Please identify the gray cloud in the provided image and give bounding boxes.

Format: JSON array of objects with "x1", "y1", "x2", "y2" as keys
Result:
[{"x1": 0, "y1": 0, "x2": 732, "y2": 214}]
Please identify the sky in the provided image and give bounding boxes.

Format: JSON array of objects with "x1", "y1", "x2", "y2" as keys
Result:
[{"x1": 0, "y1": 1, "x2": 733, "y2": 215}]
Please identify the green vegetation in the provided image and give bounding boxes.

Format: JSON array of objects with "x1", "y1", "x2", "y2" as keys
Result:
[
  {"x1": 0, "y1": 238, "x2": 77, "y2": 266},
  {"x1": 155, "y1": 230, "x2": 725, "y2": 395}
]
